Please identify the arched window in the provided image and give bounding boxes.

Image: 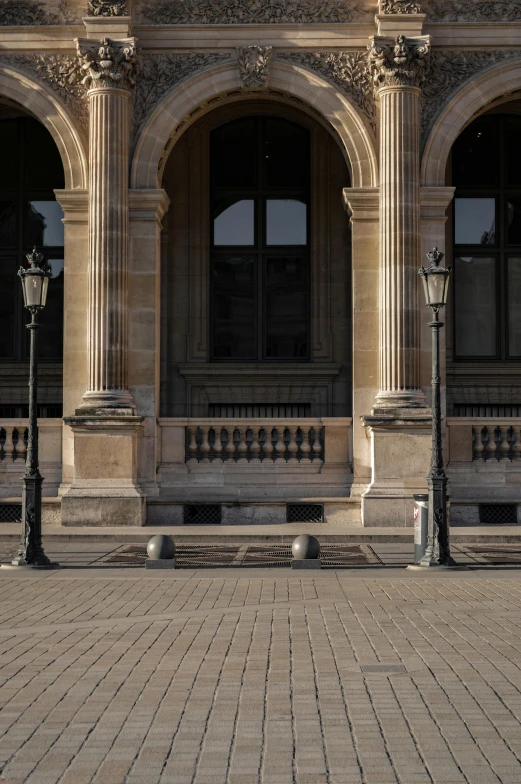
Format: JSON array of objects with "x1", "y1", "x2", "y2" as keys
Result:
[
  {"x1": 452, "y1": 113, "x2": 521, "y2": 360},
  {"x1": 210, "y1": 116, "x2": 310, "y2": 361},
  {"x1": 0, "y1": 114, "x2": 64, "y2": 363}
]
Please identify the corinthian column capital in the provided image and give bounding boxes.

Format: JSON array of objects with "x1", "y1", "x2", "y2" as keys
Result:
[
  {"x1": 75, "y1": 36, "x2": 137, "y2": 92},
  {"x1": 368, "y1": 34, "x2": 430, "y2": 91}
]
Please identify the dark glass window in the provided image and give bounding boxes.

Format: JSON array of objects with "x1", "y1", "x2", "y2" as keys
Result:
[
  {"x1": 452, "y1": 114, "x2": 521, "y2": 359},
  {"x1": 210, "y1": 116, "x2": 310, "y2": 361},
  {"x1": 0, "y1": 117, "x2": 64, "y2": 361}
]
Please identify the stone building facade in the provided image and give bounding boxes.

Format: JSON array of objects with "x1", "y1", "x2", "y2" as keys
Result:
[{"x1": 0, "y1": 0, "x2": 520, "y2": 527}]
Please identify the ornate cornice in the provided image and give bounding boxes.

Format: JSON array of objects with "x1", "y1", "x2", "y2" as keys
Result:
[
  {"x1": 0, "y1": 53, "x2": 87, "y2": 132},
  {"x1": 134, "y1": 52, "x2": 232, "y2": 135},
  {"x1": 277, "y1": 50, "x2": 375, "y2": 130},
  {"x1": 138, "y1": 0, "x2": 366, "y2": 25},
  {"x1": 380, "y1": 1, "x2": 422, "y2": 12},
  {"x1": 427, "y1": 1, "x2": 521, "y2": 21},
  {"x1": 88, "y1": 0, "x2": 128, "y2": 16},
  {"x1": 237, "y1": 46, "x2": 272, "y2": 88},
  {"x1": 368, "y1": 34, "x2": 431, "y2": 90},
  {"x1": 422, "y1": 49, "x2": 521, "y2": 139},
  {"x1": 76, "y1": 37, "x2": 137, "y2": 91}
]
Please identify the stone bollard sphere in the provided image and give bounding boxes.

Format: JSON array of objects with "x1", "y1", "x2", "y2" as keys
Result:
[
  {"x1": 147, "y1": 535, "x2": 176, "y2": 560},
  {"x1": 292, "y1": 535, "x2": 320, "y2": 560}
]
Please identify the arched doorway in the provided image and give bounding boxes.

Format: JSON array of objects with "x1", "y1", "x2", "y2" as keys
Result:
[
  {"x1": 447, "y1": 103, "x2": 521, "y2": 417},
  {"x1": 160, "y1": 101, "x2": 352, "y2": 418},
  {"x1": 0, "y1": 105, "x2": 65, "y2": 417}
]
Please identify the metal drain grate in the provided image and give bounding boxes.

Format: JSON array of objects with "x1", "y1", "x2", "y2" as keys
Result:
[
  {"x1": 184, "y1": 504, "x2": 222, "y2": 525},
  {"x1": 479, "y1": 504, "x2": 518, "y2": 525},
  {"x1": 0, "y1": 504, "x2": 22, "y2": 523},
  {"x1": 286, "y1": 503, "x2": 324, "y2": 523}
]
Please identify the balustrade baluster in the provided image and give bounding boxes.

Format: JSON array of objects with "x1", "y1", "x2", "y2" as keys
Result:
[
  {"x1": 250, "y1": 427, "x2": 261, "y2": 461},
  {"x1": 3, "y1": 426, "x2": 14, "y2": 460},
  {"x1": 287, "y1": 425, "x2": 299, "y2": 463},
  {"x1": 199, "y1": 427, "x2": 211, "y2": 463},
  {"x1": 484, "y1": 424, "x2": 498, "y2": 461},
  {"x1": 300, "y1": 427, "x2": 311, "y2": 460},
  {"x1": 311, "y1": 427, "x2": 323, "y2": 460},
  {"x1": 237, "y1": 426, "x2": 248, "y2": 463},
  {"x1": 274, "y1": 428, "x2": 286, "y2": 461},
  {"x1": 512, "y1": 426, "x2": 521, "y2": 460},
  {"x1": 186, "y1": 427, "x2": 198, "y2": 461},
  {"x1": 473, "y1": 426, "x2": 485, "y2": 460},
  {"x1": 225, "y1": 426, "x2": 236, "y2": 461},
  {"x1": 213, "y1": 426, "x2": 223, "y2": 461},
  {"x1": 262, "y1": 427, "x2": 274, "y2": 460},
  {"x1": 18, "y1": 428, "x2": 28, "y2": 459},
  {"x1": 498, "y1": 426, "x2": 511, "y2": 460}
]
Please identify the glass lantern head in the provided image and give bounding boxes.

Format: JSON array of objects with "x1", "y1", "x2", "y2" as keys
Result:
[
  {"x1": 419, "y1": 247, "x2": 451, "y2": 310},
  {"x1": 18, "y1": 248, "x2": 52, "y2": 310}
]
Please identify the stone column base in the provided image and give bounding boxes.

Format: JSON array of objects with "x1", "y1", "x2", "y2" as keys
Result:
[
  {"x1": 361, "y1": 414, "x2": 432, "y2": 527},
  {"x1": 61, "y1": 415, "x2": 145, "y2": 527}
]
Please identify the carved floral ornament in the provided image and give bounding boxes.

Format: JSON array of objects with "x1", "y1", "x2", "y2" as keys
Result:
[
  {"x1": 237, "y1": 46, "x2": 272, "y2": 89},
  {"x1": 76, "y1": 37, "x2": 137, "y2": 91},
  {"x1": 368, "y1": 34, "x2": 431, "y2": 90},
  {"x1": 379, "y1": 1, "x2": 422, "y2": 12},
  {"x1": 87, "y1": 0, "x2": 128, "y2": 16},
  {"x1": 138, "y1": 0, "x2": 366, "y2": 25}
]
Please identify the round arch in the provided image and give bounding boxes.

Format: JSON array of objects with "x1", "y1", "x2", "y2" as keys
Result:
[
  {"x1": 422, "y1": 59, "x2": 521, "y2": 187},
  {"x1": 131, "y1": 61, "x2": 378, "y2": 190},
  {"x1": 0, "y1": 65, "x2": 88, "y2": 190}
]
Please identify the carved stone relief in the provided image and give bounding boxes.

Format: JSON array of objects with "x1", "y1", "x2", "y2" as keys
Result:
[
  {"x1": 237, "y1": 46, "x2": 272, "y2": 89},
  {"x1": 138, "y1": 0, "x2": 367, "y2": 25},
  {"x1": 427, "y1": 1, "x2": 521, "y2": 21},
  {"x1": 0, "y1": 0, "x2": 77, "y2": 24},
  {"x1": 0, "y1": 53, "x2": 88, "y2": 133},
  {"x1": 134, "y1": 52, "x2": 232, "y2": 135},
  {"x1": 422, "y1": 49, "x2": 521, "y2": 139},
  {"x1": 380, "y1": 1, "x2": 422, "y2": 12},
  {"x1": 87, "y1": 0, "x2": 128, "y2": 15},
  {"x1": 368, "y1": 35, "x2": 431, "y2": 90},
  {"x1": 277, "y1": 51, "x2": 375, "y2": 130}
]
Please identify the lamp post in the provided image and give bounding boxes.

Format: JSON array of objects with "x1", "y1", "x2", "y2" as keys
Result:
[
  {"x1": 5, "y1": 249, "x2": 58, "y2": 569},
  {"x1": 416, "y1": 247, "x2": 457, "y2": 569}
]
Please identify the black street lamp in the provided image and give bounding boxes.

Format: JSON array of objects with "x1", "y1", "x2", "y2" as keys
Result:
[
  {"x1": 4, "y1": 249, "x2": 58, "y2": 570},
  {"x1": 416, "y1": 247, "x2": 457, "y2": 569}
]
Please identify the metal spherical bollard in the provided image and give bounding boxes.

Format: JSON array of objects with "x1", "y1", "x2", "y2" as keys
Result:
[
  {"x1": 146, "y1": 535, "x2": 176, "y2": 569},
  {"x1": 291, "y1": 535, "x2": 321, "y2": 569}
]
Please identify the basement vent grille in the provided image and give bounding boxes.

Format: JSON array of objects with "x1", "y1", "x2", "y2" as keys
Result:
[
  {"x1": 479, "y1": 504, "x2": 517, "y2": 526},
  {"x1": 184, "y1": 504, "x2": 222, "y2": 525},
  {"x1": 0, "y1": 504, "x2": 22, "y2": 523},
  {"x1": 286, "y1": 503, "x2": 324, "y2": 523}
]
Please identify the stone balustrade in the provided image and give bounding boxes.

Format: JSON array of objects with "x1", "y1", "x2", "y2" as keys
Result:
[
  {"x1": 446, "y1": 419, "x2": 521, "y2": 463},
  {"x1": 0, "y1": 422, "x2": 27, "y2": 461},
  {"x1": 185, "y1": 421, "x2": 324, "y2": 463},
  {"x1": 158, "y1": 417, "x2": 353, "y2": 469},
  {"x1": 0, "y1": 419, "x2": 63, "y2": 494}
]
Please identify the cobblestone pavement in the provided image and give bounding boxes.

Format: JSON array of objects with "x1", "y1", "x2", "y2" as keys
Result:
[{"x1": 2, "y1": 567, "x2": 521, "y2": 783}]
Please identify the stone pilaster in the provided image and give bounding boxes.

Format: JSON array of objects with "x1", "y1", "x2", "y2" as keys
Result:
[
  {"x1": 76, "y1": 36, "x2": 137, "y2": 416},
  {"x1": 369, "y1": 33, "x2": 431, "y2": 413}
]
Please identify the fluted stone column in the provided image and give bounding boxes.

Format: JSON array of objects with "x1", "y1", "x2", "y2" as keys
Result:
[
  {"x1": 358, "y1": 34, "x2": 433, "y2": 527},
  {"x1": 369, "y1": 34, "x2": 431, "y2": 413},
  {"x1": 62, "y1": 37, "x2": 145, "y2": 527},
  {"x1": 77, "y1": 36, "x2": 137, "y2": 415}
]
